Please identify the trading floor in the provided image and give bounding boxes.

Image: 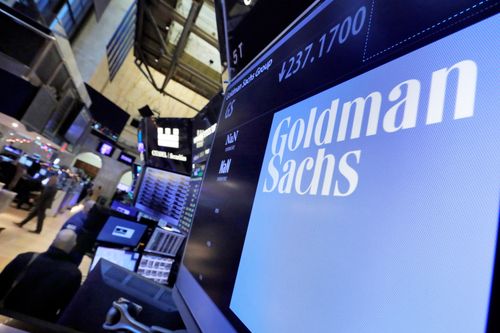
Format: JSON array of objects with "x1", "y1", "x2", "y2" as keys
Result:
[{"x1": 0, "y1": 206, "x2": 91, "y2": 276}]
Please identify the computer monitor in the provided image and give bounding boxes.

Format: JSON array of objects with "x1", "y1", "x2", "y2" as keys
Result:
[
  {"x1": 90, "y1": 246, "x2": 139, "y2": 272},
  {"x1": 174, "y1": 1, "x2": 500, "y2": 333},
  {"x1": 96, "y1": 217, "x2": 147, "y2": 247},
  {"x1": 144, "y1": 227, "x2": 185, "y2": 258},
  {"x1": 135, "y1": 167, "x2": 190, "y2": 226},
  {"x1": 18, "y1": 155, "x2": 33, "y2": 167},
  {"x1": 137, "y1": 254, "x2": 174, "y2": 285},
  {"x1": 110, "y1": 200, "x2": 138, "y2": 218}
]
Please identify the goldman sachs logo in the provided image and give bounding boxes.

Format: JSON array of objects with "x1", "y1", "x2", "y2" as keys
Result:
[
  {"x1": 158, "y1": 127, "x2": 179, "y2": 148},
  {"x1": 262, "y1": 60, "x2": 477, "y2": 197}
]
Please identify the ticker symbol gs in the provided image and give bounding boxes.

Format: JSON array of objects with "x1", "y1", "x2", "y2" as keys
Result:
[{"x1": 225, "y1": 100, "x2": 236, "y2": 119}]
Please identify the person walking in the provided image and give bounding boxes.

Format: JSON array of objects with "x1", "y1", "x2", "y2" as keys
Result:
[
  {"x1": 14, "y1": 175, "x2": 58, "y2": 234},
  {"x1": 0, "y1": 229, "x2": 82, "y2": 321}
]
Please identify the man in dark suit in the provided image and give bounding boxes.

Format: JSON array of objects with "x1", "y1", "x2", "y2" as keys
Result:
[
  {"x1": 14, "y1": 175, "x2": 58, "y2": 234},
  {"x1": 0, "y1": 229, "x2": 82, "y2": 322}
]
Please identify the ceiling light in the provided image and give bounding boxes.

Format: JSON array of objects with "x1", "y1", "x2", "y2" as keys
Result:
[
  {"x1": 244, "y1": 0, "x2": 252, "y2": 5},
  {"x1": 9, "y1": 132, "x2": 14, "y2": 136},
  {"x1": 36, "y1": 136, "x2": 41, "y2": 140},
  {"x1": 12, "y1": 122, "x2": 18, "y2": 128},
  {"x1": 154, "y1": 58, "x2": 159, "y2": 62},
  {"x1": 165, "y1": 26, "x2": 169, "y2": 30}
]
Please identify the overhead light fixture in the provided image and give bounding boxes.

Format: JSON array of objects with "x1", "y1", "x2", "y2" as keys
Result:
[
  {"x1": 244, "y1": 0, "x2": 252, "y2": 5},
  {"x1": 12, "y1": 122, "x2": 18, "y2": 128},
  {"x1": 9, "y1": 132, "x2": 14, "y2": 136},
  {"x1": 154, "y1": 58, "x2": 159, "y2": 62},
  {"x1": 165, "y1": 26, "x2": 169, "y2": 30},
  {"x1": 36, "y1": 136, "x2": 41, "y2": 140}
]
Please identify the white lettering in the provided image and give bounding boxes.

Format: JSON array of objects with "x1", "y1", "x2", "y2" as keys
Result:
[
  {"x1": 260, "y1": 59, "x2": 477, "y2": 197},
  {"x1": 383, "y1": 79, "x2": 420, "y2": 132},
  {"x1": 427, "y1": 60, "x2": 477, "y2": 124}
]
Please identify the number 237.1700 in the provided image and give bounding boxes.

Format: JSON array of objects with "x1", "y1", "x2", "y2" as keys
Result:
[{"x1": 278, "y1": 6, "x2": 367, "y2": 83}]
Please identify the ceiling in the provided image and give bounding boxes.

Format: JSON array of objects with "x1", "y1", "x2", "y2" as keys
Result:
[{"x1": 134, "y1": 0, "x2": 223, "y2": 102}]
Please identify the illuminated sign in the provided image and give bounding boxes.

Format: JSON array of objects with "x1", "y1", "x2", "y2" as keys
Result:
[{"x1": 158, "y1": 127, "x2": 180, "y2": 148}]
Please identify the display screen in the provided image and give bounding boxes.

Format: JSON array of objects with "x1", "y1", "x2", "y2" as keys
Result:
[
  {"x1": 220, "y1": 0, "x2": 317, "y2": 76},
  {"x1": 137, "y1": 254, "x2": 174, "y2": 285},
  {"x1": 90, "y1": 246, "x2": 139, "y2": 272},
  {"x1": 135, "y1": 167, "x2": 190, "y2": 226},
  {"x1": 3, "y1": 145, "x2": 22, "y2": 156},
  {"x1": 141, "y1": 118, "x2": 192, "y2": 175},
  {"x1": 18, "y1": 155, "x2": 33, "y2": 167},
  {"x1": 110, "y1": 201, "x2": 138, "y2": 217},
  {"x1": 144, "y1": 227, "x2": 185, "y2": 257},
  {"x1": 86, "y1": 84, "x2": 130, "y2": 135},
  {"x1": 178, "y1": 1, "x2": 500, "y2": 332},
  {"x1": 96, "y1": 141, "x2": 115, "y2": 157},
  {"x1": 117, "y1": 152, "x2": 136, "y2": 165},
  {"x1": 96, "y1": 217, "x2": 147, "y2": 247}
]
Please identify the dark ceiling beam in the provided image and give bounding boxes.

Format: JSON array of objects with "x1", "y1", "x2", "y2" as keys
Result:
[
  {"x1": 158, "y1": 0, "x2": 218, "y2": 48},
  {"x1": 135, "y1": 51, "x2": 202, "y2": 112},
  {"x1": 141, "y1": 43, "x2": 221, "y2": 90},
  {"x1": 160, "y1": 0, "x2": 203, "y2": 91},
  {"x1": 135, "y1": 47, "x2": 161, "y2": 90},
  {"x1": 143, "y1": 3, "x2": 169, "y2": 57},
  {"x1": 137, "y1": 0, "x2": 145, "y2": 47}
]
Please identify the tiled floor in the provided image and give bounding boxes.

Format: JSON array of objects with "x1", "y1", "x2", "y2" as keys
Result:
[{"x1": 0, "y1": 205, "x2": 91, "y2": 278}]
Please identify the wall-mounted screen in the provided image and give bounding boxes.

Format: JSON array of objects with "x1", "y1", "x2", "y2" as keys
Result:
[
  {"x1": 117, "y1": 152, "x2": 135, "y2": 165},
  {"x1": 176, "y1": 1, "x2": 500, "y2": 333},
  {"x1": 85, "y1": 84, "x2": 130, "y2": 135},
  {"x1": 3, "y1": 145, "x2": 23, "y2": 156},
  {"x1": 96, "y1": 141, "x2": 115, "y2": 157}
]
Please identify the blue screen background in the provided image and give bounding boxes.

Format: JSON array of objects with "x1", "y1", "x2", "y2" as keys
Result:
[{"x1": 230, "y1": 15, "x2": 499, "y2": 333}]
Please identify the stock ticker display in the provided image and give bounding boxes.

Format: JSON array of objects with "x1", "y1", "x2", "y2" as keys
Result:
[{"x1": 182, "y1": 1, "x2": 500, "y2": 332}]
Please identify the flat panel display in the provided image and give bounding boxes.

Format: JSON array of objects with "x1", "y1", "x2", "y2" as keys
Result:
[
  {"x1": 137, "y1": 254, "x2": 174, "y2": 285},
  {"x1": 141, "y1": 118, "x2": 192, "y2": 176},
  {"x1": 90, "y1": 246, "x2": 139, "y2": 272},
  {"x1": 220, "y1": 0, "x2": 317, "y2": 76},
  {"x1": 96, "y1": 217, "x2": 147, "y2": 247},
  {"x1": 0, "y1": 69, "x2": 37, "y2": 120},
  {"x1": 144, "y1": 227, "x2": 185, "y2": 257},
  {"x1": 86, "y1": 84, "x2": 130, "y2": 135},
  {"x1": 117, "y1": 152, "x2": 136, "y2": 165},
  {"x1": 3, "y1": 145, "x2": 22, "y2": 156},
  {"x1": 96, "y1": 141, "x2": 115, "y2": 157},
  {"x1": 135, "y1": 167, "x2": 190, "y2": 226},
  {"x1": 110, "y1": 201, "x2": 138, "y2": 217},
  {"x1": 178, "y1": 1, "x2": 500, "y2": 332}
]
